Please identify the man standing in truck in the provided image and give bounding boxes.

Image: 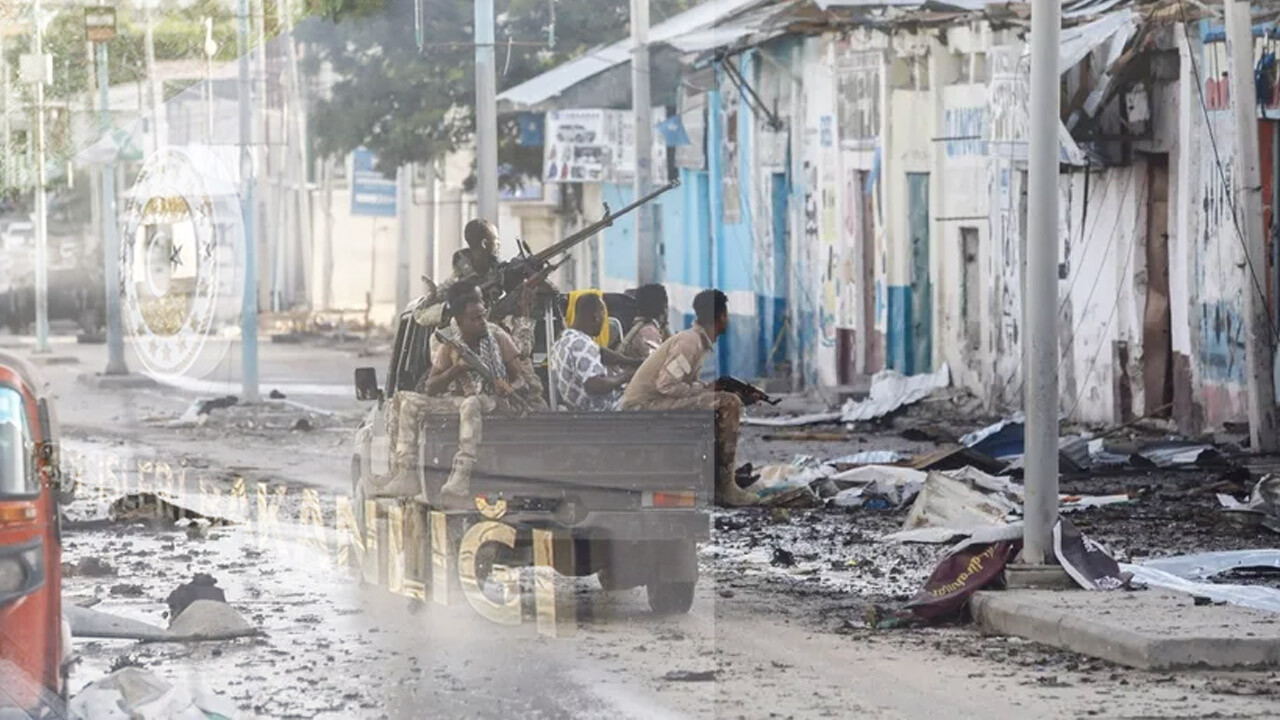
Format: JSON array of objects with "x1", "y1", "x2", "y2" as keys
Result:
[
  {"x1": 374, "y1": 282, "x2": 525, "y2": 504},
  {"x1": 621, "y1": 289, "x2": 757, "y2": 507}
]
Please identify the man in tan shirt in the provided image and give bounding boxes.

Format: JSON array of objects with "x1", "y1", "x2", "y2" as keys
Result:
[{"x1": 622, "y1": 289, "x2": 756, "y2": 506}]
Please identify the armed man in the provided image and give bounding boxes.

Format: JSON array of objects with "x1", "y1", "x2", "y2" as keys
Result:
[
  {"x1": 374, "y1": 281, "x2": 526, "y2": 505},
  {"x1": 621, "y1": 289, "x2": 758, "y2": 507}
]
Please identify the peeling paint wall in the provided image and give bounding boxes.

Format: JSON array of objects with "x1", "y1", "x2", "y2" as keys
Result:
[{"x1": 1183, "y1": 32, "x2": 1251, "y2": 426}]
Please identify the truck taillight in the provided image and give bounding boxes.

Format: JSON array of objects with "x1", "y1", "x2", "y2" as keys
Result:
[
  {"x1": 0, "y1": 504, "x2": 37, "y2": 524},
  {"x1": 644, "y1": 491, "x2": 696, "y2": 508}
]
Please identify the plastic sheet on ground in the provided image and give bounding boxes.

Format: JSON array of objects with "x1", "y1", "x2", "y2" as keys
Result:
[
  {"x1": 1122, "y1": 564, "x2": 1280, "y2": 614},
  {"x1": 840, "y1": 364, "x2": 950, "y2": 422},
  {"x1": 828, "y1": 466, "x2": 926, "y2": 509},
  {"x1": 901, "y1": 467, "x2": 1021, "y2": 532},
  {"x1": 741, "y1": 411, "x2": 842, "y2": 427},
  {"x1": 69, "y1": 667, "x2": 236, "y2": 720},
  {"x1": 67, "y1": 601, "x2": 258, "y2": 642},
  {"x1": 1139, "y1": 549, "x2": 1280, "y2": 581}
]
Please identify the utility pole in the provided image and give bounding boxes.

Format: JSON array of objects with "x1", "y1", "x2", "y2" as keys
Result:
[
  {"x1": 474, "y1": 0, "x2": 498, "y2": 222},
  {"x1": 238, "y1": 0, "x2": 259, "y2": 401},
  {"x1": 631, "y1": 0, "x2": 656, "y2": 284},
  {"x1": 1225, "y1": 0, "x2": 1280, "y2": 452},
  {"x1": 279, "y1": 0, "x2": 312, "y2": 305},
  {"x1": 1, "y1": 37, "x2": 11, "y2": 192},
  {"x1": 204, "y1": 17, "x2": 217, "y2": 143},
  {"x1": 97, "y1": 42, "x2": 127, "y2": 374},
  {"x1": 1021, "y1": 0, "x2": 1061, "y2": 566},
  {"x1": 143, "y1": 0, "x2": 164, "y2": 153},
  {"x1": 28, "y1": 0, "x2": 49, "y2": 354},
  {"x1": 396, "y1": 165, "x2": 411, "y2": 310}
]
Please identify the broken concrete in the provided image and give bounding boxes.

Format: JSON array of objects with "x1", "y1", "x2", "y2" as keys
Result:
[{"x1": 971, "y1": 589, "x2": 1280, "y2": 669}]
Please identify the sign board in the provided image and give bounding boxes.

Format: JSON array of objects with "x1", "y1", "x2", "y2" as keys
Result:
[
  {"x1": 18, "y1": 54, "x2": 52, "y2": 85},
  {"x1": 350, "y1": 148, "x2": 396, "y2": 217},
  {"x1": 85, "y1": 7, "x2": 117, "y2": 43},
  {"x1": 542, "y1": 108, "x2": 668, "y2": 184}
]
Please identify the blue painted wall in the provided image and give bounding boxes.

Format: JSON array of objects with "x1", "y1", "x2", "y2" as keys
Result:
[{"x1": 887, "y1": 285, "x2": 912, "y2": 374}]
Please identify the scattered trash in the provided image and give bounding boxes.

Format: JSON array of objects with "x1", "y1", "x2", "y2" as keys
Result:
[
  {"x1": 292, "y1": 417, "x2": 313, "y2": 432},
  {"x1": 909, "y1": 444, "x2": 1006, "y2": 475},
  {"x1": 1218, "y1": 475, "x2": 1280, "y2": 532},
  {"x1": 66, "y1": 605, "x2": 172, "y2": 641},
  {"x1": 901, "y1": 468, "x2": 1021, "y2": 532},
  {"x1": 68, "y1": 666, "x2": 236, "y2": 720},
  {"x1": 1059, "y1": 494, "x2": 1133, "y2": 512},
  {"x1": 771, "y1": 547, "x2": 796, "y2": 567},
  {"x1": 110, "y1": 583, "x2": 145, "y2": 598},
  {"x1": 67, "y1": 601, "x2": 259, "y2": 642},
  {"x1": 905, "y1": 539, "x2": 1020, "y2": 622},
  {"x1": 167, "y1": 599, "x2": 259, "y2": 641},
  {"x1": 829, "y1": 450, "x2": 908, "y2": 466},
  {"x1": 63, "y1": 556, "x2": 116, "y2": 578},
  {"x1": 960, "y1": 415, "x2": 1026, "y2": 460},
  {"x1": 742, "y1": 412, "x2": 843, "y2": 428},
  {"x1": 109, "y1": 493, "x2": 231, "y2": 526},
  {"x1": 167, "y1": 574, "x2": 227, "y2": 619},
  {"x1": 840, "y1": 364, "x2": 951, "y2": 423},
  {"x1": 828, "y1": 466, "x2": 926, "y2": 509},
  {"x1": 761, "y1": 431, "x2": 852, "y2": 441},
  {"x1": 1053, "y1": 516, "x2": 1127, "y2": 590},
  {"x1": 196, "y1": 396, "x2": 239, "y2": 416},
  {"x1": 661, "y1": 670, "x2": 717, "y2": 682},
  {"x1": 269, "y1": 389, "x2": 286, "y2": 400}
]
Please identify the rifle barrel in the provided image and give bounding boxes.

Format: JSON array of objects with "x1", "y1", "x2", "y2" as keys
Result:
[{"x1": 531, "y1": 178, "x2": 680, "y2": 263}]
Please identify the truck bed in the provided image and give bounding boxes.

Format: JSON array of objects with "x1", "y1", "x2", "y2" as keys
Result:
[{"x1": 417, "y1": 410, "x2": 716, "y2": 509}]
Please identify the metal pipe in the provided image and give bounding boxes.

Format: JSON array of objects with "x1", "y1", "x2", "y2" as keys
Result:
[
  {"x1": 1022, "y1": 0, "x2": 1061, "y2": 564},
  {"x1": 239, "y1": 0, "x2": 259, "y2": 400}
]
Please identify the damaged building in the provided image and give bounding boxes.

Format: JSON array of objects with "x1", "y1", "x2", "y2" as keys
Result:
[{"x1": 496, "y1": 0, "x2": 1280, "y2": 433}]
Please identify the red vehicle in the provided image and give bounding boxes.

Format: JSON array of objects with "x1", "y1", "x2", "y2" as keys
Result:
[{"x1": 0, "y1": 351, "x2": 65, "y2": 714}]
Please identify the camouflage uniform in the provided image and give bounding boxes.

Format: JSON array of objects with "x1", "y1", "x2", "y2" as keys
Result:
[
  {"x1": 620, "y1": 326, "x2": 754, "y2": 506},
  {"x1": 376, "y1": 322, "x2": 517, "y2": 501},
  {"x1": 620, "y1": 317, "x2": 668, "y2": 360}
]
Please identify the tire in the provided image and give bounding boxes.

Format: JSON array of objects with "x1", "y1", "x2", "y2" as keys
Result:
[{"x1": 646, "y1": 581, "x2": 696, "y2": 615}]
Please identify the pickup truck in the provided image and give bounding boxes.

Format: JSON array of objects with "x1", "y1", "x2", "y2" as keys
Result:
[{"x1": 351, "y1": 297, "x2": 713, "y2": 614}]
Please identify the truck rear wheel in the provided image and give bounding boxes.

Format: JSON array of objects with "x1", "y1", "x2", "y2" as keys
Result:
[{"x1": 646, "y1": 581, "x2": 695, "y2": 615}]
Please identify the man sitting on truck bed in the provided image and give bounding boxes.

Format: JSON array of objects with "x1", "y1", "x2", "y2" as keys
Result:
[
  {"x1": 380, "y1": 281, "x2": 526, "y2": 505},
  {"x1": 551, "y1": 293, "x2": 634, "y2": 411},
  {"x1": 620, "y1": 283, "x2": 670, "y2": 361},
  {"x1": 621, "y1": 289, "x2": 758, "y2": 507}
]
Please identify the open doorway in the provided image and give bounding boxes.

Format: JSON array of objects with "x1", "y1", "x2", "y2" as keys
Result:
[{"x1": 1142, "y1": 154, "x2": 1173, "y2": 417}]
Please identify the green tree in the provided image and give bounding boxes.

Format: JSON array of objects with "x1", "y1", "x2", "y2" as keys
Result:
[{"x1": 297, "y1": 0, "x2": 692, "y2": 183}]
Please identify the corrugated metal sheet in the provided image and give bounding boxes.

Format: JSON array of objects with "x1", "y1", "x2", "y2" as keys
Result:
[{"x1": 497, "y1": 0, "x2": 770, "y2": 109}]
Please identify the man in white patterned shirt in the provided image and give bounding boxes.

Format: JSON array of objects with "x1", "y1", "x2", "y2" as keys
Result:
[{"x1": 551, "y1": 293, "x2": 632, "y2": 411}]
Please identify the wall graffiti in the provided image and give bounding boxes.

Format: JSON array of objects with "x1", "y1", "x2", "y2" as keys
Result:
[
  {"x1": 1198, "y1": 300, "x2": 1247, "y2": 383},
  {"x1": 943, "y1": 107, "x2": 988, "y2": 157}
]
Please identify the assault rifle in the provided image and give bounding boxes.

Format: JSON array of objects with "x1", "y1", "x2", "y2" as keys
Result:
[
  {"x1": 429, "y1": 178, "x2": 680, "y2": 318},
  {"x1": 714, "y1": 376, "x2": 780, "y2": 407},
  {"x1": 433, "y1": 329, "x2": 532, "y2": 413}
]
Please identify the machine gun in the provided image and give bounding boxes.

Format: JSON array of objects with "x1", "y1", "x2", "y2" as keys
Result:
[
  {"x1": 431, "y1": 179, "x2": 681, "y2": 319},
  {"x1": 714, "y1": 376, "x2": 781, "y2": 407},
  {"x1": 433, "y1": 329, "x2": 532, "y2": 413}
]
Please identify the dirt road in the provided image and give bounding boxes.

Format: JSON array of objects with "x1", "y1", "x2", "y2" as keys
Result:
[{"x1": 29, "y1": 339, "x2": 1280, "y2": 718}]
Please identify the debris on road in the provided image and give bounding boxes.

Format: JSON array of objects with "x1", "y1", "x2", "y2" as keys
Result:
[
  {"x1": 840, "y1": 364, "x2": 951, "y2": 423},
  {"x1": 905, "y1": 538, "x2": 1020, "y2": 622},
  {"x1": 67, "y1": 605, "x2": 172, "y2": 641},
  {"x1": 63, "y1": 556, "x2": 117, "y2": 578},
  {"x1": 166, "y1": 599, "x2": 259, "y2": 641},
  {"x1": 901, "y1": 468, "x2": 1021, "y2": 532},
  {"x1": 68, "y1": 666, "x2": 236, "y2": 720},
  {"x1": 108, "y1": 493, "x2": 231, "y2": 526},
  {"x1": 661, "y1": 670, "x2": 717, "y2": 682},
  {"x1": 828, "y1": 466, "x2": 926, "y2": 509},
  {"x1": 1054, "y1": 517, "x2": 1128, "y2": 590},
  {"x1": 269, "y1": 389, "x2": 286, "y2": 399},
  {"x1": 166, "y1": 574, "x2": 227, "y2": 618},
  {"x1": 742, "y1": 411, "x2": 843, "y2": 428}
]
